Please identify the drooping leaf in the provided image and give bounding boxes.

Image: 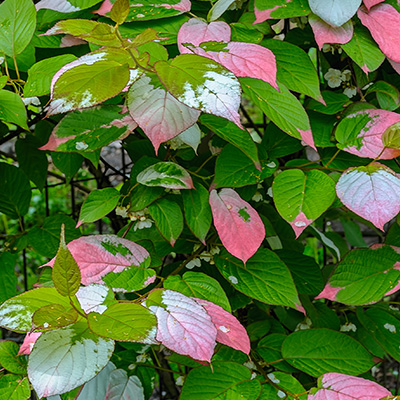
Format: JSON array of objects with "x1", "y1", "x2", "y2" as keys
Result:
[
  {"x1": 128, "y1": 73, "x2": 200, "y2": 153},
  {"x1": 282, "y1": 328, "x2": 374, "y2": 376},
  {"x1": 335, "y1": 109, "x2": 400, "y2": 159},
  {"x1": 0, "y1": 0, "x2": 36, "y2": 57},
  {"x1": 164, "y1": 271, "x2": 231, "y2": 312},
  {"x1": 209, "y1": 188, "x2": 265, "y2": 263},
  {"x1": 336, "y1": 163, "x2": 400, "y2": 230},
  {"x1": 315, "y1": 246, "x2": 400, "y2": 305},
  {"x1": 308, "y1": 14, "x2": 353, "y2": 50},
  {"x1": 42, "y1": 235, "x2": 151, "y2": 287},
  {"x1": 146, "y1": 289, "x2": 217, "y2": 362},
  {"x1": 0, "y1": 90, "x2": 28, "y2": 130},
  {"x1": 194, "y1": 298, "x2": 250, "y2": 354},
  {"x1": 214, "y1": 249, "x2": 302, "y2": 311},
  {"x1": 155, "y1": 54, "x2": 242, "y2": 128},
  {"x1": 358, "y1": 3, "x2": 400, "y2": 63},
  {"x1": 105, "y1": 369, "x2": 145, "y2": 400},
  {"x1": 309, "y1": 0, "x2": 361, "y2": 27},
  {"x1": 254, "y1": 0, "x2": 310, "y2": 24},
  {"x1": 87, "y1": 302, "x2": 157, "y2": 343},
  {"x1": 27, "y1": 321, "x2": 114, "y2": 398},
  {"x1": 180, "y1": 361, "x2": 261, "y2": 400},
  {"x1": 40, "y1": 105, "x2": 137, "y2": 153},
  {"x1": 137, "y1": 162, "x2": 194, "y2": 189},
  {"x1": 272, "y1": 169, "x2": 336, "y2": 237},
  {"x1": 308, "y1": 372, "x2": 391, "y2": 400}
]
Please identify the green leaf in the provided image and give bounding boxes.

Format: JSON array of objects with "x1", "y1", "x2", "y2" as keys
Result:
[
  {"x1": 262, "y1": 39, "x2": 322, "y2": 102},
  {"x1": 199, "y1": 114, "x2": 259, "y2": 167},
  {"x1": 335, "y1": 112, "x2": 371, "y2": 150},
  {"x1": 282, "y1": 328, "x2": 374, "y2": 376},
  {"x1": 0, "y1": 253, "x2": 17, "y2": 304},
  {"x1": 0, "y1": 375, "x2": 30, "y2": 400},
  {"x1": 214, "y1": 249, "x2": 302, "y2": 310},
  {"x1": 32, "y1": 303, "x2": 78, "y2": 331},
  {"x1": 51, "y1": 152, "x2": 83, "y2": 183},
  {"x1": 52, "y1": 225, "x2": 81, "y2": 297},
  {"x1": 129, "y1": 185, "x2": 164, "y2": 212},
  {"x1": 262, "y1": 123, "x2": 304, "y2": 158},
  {"x1": 148, "y1": 198, "x2": 183, "y2": 246},
  {"x1": 366, "y1": 81, "x2": 400, "y2": 111},
  {"x1": 0, "y1": 341, "x2": 27, "y2": 374},
  {"x1": 180, "y1": 361, "x2": 261, "y2": 400},
  {"x1": 181, "y1": 182, "x2": 212, "y2": 243},
  {"x1": 0, "y1": 0, "x2": 36, "y2": 57},
  {"x1": 241, "y1": 78, "x2": 311, "y2": 141},
  {"x1": 0, "y1": 90, "x2": 28, "y2": 129},
  {"x1": 102, "y1": 266, "x2": 156, "y2": 292},
  {"x1": 110, "y1": 0, "x2": 130, "y2": 24},
  {"x1": 261, "y1": 372, "x2": 307, "y2": 400},
  {"x1": 164, "y1": 272, "x2": 231, "y2": 312},
  {"x1": 307, "y1": 91, "x2": 350, "y2": 115},
  {"x1": 0, "y1": 76, "x2": 8, "y2": 90},
  {"x1": 23, "y1": 54, "x2": 77, "y2": 97},
  {"x1": 0, "y1": 287, "x2": 72, "y2": 332},
  {"x1": 254, "y1": 0, "x2": 310, "y2": 20},
  {"x1": 87, "y1": 302, "x2": 157, "y2": 342},
  {"x1": 214, "y1": 144, "x2": 277, "y2": 188},
  {"x1": 342, "y1": 24, "x2": 385, "y2": 74},
  {"x1": 28, "y1": 214, "x2": 81, "y2": 258},
  {"x1": 382, "y1": 121, "x2": 400, "y2": 149},
  {"x1": 0, "y1": 163, "x2": 31, "y2": 219},
  {"x1": 77, "y1": 187, "x2": 120, "y2": 227}
]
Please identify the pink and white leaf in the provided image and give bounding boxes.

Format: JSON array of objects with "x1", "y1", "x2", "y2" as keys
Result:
[
  {"x1": 178, "y1": 18, "x2": 231, "y2": 54},
  {"x1": 209, "y1": 188, "x2": 265, "y2": 263},
  {"x1": 358, "y1": 4, "x2": 400, "y2": 63},
  {"x1": 253, "y1": 3, "x2": 298, "y2": 24},
  {"x1": 41, "y1": 235, "x2": 150, "y2": 286},
  {"x1": 76, "y1": 284, "x2": 111, "y2": 314},
  {"x1": 35, "y1": 0, "x2": 80, "y2": 12},
  {"x1": 363, "y1": 0, "x2": 385, "y2": 10},
  {"x1": 309, "y1": 0, "x2": 362, "y2": 27},
  {"x1": 18, "y1": 332, "x2": 42, "y2": 355},
  {"x1": 336, "y1": 163, "x2": 400, "y2": 230},
  {"x1": 308, "y1": 373, "x2": 391, "y2": 400},
  {"x1": 147, "y1": 290, "x2": 217, "y2": 362},
  {"x1": 343, "y1": 109, "x2": 400, "y2": 159},
  {"x1": 60, "y1": 36, "x2": 87, "y2": 48},
  {"x1": 194, "y1": 298, "x2": 250, "y2": 354},
  {"x1": 127, "y1": 74, "x2": 200, "y2": 153},
  {"x1": 309, "y1": 14, "x2": 353, "y2": 50}
]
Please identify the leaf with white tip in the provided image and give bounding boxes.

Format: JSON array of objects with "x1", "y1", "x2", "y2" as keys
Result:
[
  {"x1": 209, "y1": 188, "x2": 265, "y2": 263},
  {"x1": 105, "y1": 369, "x2": 145, "y2": 400},
  {"x1": 137, "y1": 162, "x2": 194, "y2": 189},
  {"x1": 28, "y1": 321, "x2": 114, "y2": 398},
  {"x1": 146, "y1": 289, "x2": 217, "y2": 362},
  {"x1": 308, "y1": 373, "x2": 391, "y2": 400},
  {"x1": 155, "y1": 54, "x2": 242, "y2": 128},
  {"x1": 336, "y1": 163, "x2": 400, "y2": 230},
  {"x1": 127, "y1": 73, "x2": 200, "y2": 153},
  {"x1": 41, "y1": 235, "x2": 151, "y2": 287},
  {"x1": 309, "y1": 14, "x2": 353, "y2": 50},
  {"x1": 309, "y1": 0, "x2": 361, "y2": 27},
  {"x1": 194, "y1": 298, "x2": 250, "y2": 354},
  {"x1": 76, "y1": 284, "x2": 114, "y2": 314},
  {"x1": 358, "y1": 4, "x2": 400, "y2": 63}
]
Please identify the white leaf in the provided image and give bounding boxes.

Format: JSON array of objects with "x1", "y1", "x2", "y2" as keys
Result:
[{"x1": 309, "y1": 0, "x2": 362, "y2": 27}]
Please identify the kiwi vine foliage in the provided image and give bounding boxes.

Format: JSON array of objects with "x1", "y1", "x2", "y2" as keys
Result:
[{"x1": 1, "y1": 0, "x2": 400, "y2": 398}]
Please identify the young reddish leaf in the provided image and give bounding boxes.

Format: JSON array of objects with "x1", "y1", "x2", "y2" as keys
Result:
[
  {"x1": 209, "y1": 188, "x2": 265, "y2": 263},
  {"x1": 309, "y1": 0, "x2": 361, "y2": 27},
  {"x1": 358, "y1": 4, "x2": 400, "y2": 63},
  {"x1": 146, "y1": 289, "x2": 217, "y2": 362},
  {"x1": 309, "y1": 14, "x2": 353, "y2": 50},
  {"x1": 336, "y1": 109, "x2": 400, "y2": 159},
  {"x1": 18, "y1": 332, "x2": 42, "y2": 355},
  {"x1": 194, "y1": 298, "x2": 250, "y2": 354},
  {"x1": 308, "y1": 373, "x2": 391, "y2": 400},
  {"x1": 336, "y1": 163, "x2": 400, "y2": 230},
  {"x1": 127, "y1": 73, "x2": 200, "y2": 153},
  {"x1": 178, "y1": 18, "x2": 231, "y2": 53},
  {"x1": 42, "y1": 235, "x2": 150, "y2": 286},
  {"x1": 363, "y1": 0, "x2": 384, "y2": 10}
]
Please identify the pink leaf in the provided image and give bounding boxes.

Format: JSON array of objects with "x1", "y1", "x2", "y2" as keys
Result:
[
  {"x1": 290, "y1": 211, "x2": 314, "y2": 239},
  {"x1": 315, "y1": 283, "x2": 343, "y2": 301},
  {"x1": 127, "y1": 74, "x2": 200, "y2": 153},
  {"x1": 60, "y1": 35, "x2": 87, "y2": 48},
  {"x1": 178, "y1": 18, "x2": 231, "y2": 54},
  {"x1": 309, "y1": 14, "x2": 353, "y2": 50},
  {"x1": 209, "y1": 188, "x2": 265, "y2": 263},
  {"x1": 363, "y1": 0, "x2": 385, "y2": 10},
  {"x1": 147, "y1": 290, "x2": 217, "y2": 362},
  {"x1": 300, "y1": 129, "x2": 317, "y2": 151},
  {"x1": 308, "y1": 373, "x2": 391, "y2": 400},
  {"x1": 389, "y1": 58, "x2": 400, "y2": 75},
  {"x1": 342, "y1": 109, "x2": 400, "y2": 160},
  {"x1": 253, "y1": 4, "x2": 286, "y2": 24},
  {"x1": 18, "y1": 332, "x2": 42, "y2": 355},
  {"x1": 336, "y1": 163, "x2": 400, "y2": 230},
  {"x1": 41, "y1": 235, "x2": 150, "y2": 286},
  {"x1": 193, "y1": 298, "x2": 250, "y2": 354},
  {"x1": 358, "y1": 4, "x2": 400, "y2": 63}
]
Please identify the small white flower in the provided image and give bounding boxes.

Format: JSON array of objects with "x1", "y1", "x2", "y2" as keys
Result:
[
  {"x1": 322, "y1": 43, "x2": 333, "y2": 54},
  {"x1": 252, "y1": 192, "x2": 263, "y2": 202},
  {"x1": 116, "y1": 207, "x2": 128, "y2": 218},
  {"x1": 134, "y1": 220, "x2": 152, "y2": 231},
  {"x1": 343, "y1": 86, "x2": 357, "y2": 98},
  {"x1": 176, "y1": 376, "x2": 185, "y2": 386},
  {"x1": 324, "y1": 68, "x2": 343, "y2": 88},
  {"x1": 136, "y1": 353, "x2": 149, "y2": 363},
  {"x1": 340, "y1": 322, "x2": 357, "y2": 332},
  {"x1": 209, "y1": 246, "x2": 220, "y2": 256},
  {"x1": 341, "y1": 69, "x2": 352, "y2": 82},
  {"x1": 186, "y1": 258, "x2": 201, "y2": 270}
]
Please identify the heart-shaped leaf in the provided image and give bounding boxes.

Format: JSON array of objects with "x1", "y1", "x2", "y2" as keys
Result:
[
  {"x1": 209, "y1": 188, "x2": 265, "y2": 263},
  {"x1": 336, "y1": 163, "x2": 400, "y2": 230},
  {"x1": 309, "y1": 0, "x2": 362, "y2": 27}
]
